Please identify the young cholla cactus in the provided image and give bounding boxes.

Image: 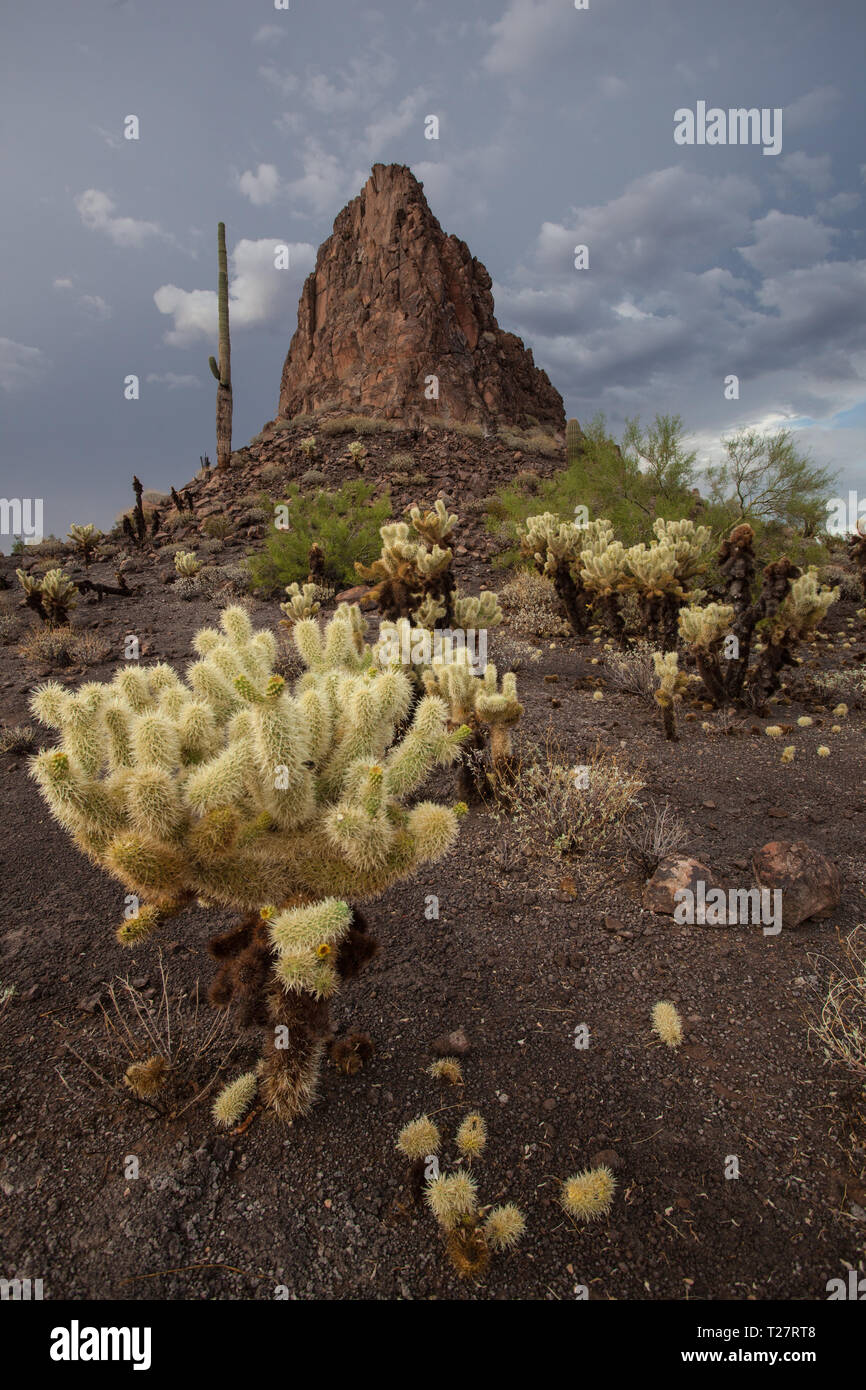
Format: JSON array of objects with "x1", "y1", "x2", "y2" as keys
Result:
[
  {"x1": 400, "y1": 1113, "x2": 526, "y2": 1280},
  {"x1": 299, "y1": 435, "x2": 317, "y2": 459},
  {"x1": 174, "y1": 551, "x2": 202, "y2": 577},
  {"x1": 422, "y1": 645, "x2": 522, "y2": 798},
  {"x1": 17, "y1": 567, "x2": 79, "y2": 626},
  {"x1": 618, "y1": 519, "x2": 711, "y2": 651},
  {"x1": 346, "y1": 440, "x2": 366, "y2": 467},
  {"x1": 68, "y1": 523, "x2": 103, "y2": 568},
  {"x1": 652, "y1": 650, "x2": 689, "y2": 742},
  {"x1": 280, "y1": 582, "x2": 321, "y2": 626},
  {"x1": 28, "y1": 604, "x2": 467, "y2": 1124},
  {"x1": 560, "y1": 1166, "x2": 617, "y2": 1223}
]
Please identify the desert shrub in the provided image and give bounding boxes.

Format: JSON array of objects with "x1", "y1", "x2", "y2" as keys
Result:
[
  {"x1": 201, "y1": 515, "x2": 232, "y2": 540},
  {"x1": 18, "y1": 625, "x2": 110, "y2": 668},
  {"x1": 248, "y1": 480, "x2": 392, "y2": 592},
  {"x1": 603, "y1": 642, "x2": 658, "y2": 701},
  {"x1": 389, "y1": 452, "x2": 414, "y2": 471},
  {"x1": 809, "y1": 927, "x2": 866, "y2": 1082},
  {"x1": 425, "y1": 417, "x2": 485, "y2": 440},
  {"x1": 0, "y1": 610, "x2": 22, "y2": 645},
  {"x1": 500, "y1": 733, "x2": 644, "y2": 861},
  {"x1": 621, "y1": 798, "x2": 687, "y2": 876},
  {"x1": 812, "y1": 669, "x2": 866, "y2": 702},
  {"x1": 259, "y1": 464, "x2": 286, "y2": 489},
  {"x1": 319, "y1": 416, "x2": 399, "y2": 437},
  {"x1": 300, "y1": 469, "x2": 328, "y2": 490},
  {"x1": 498, "y1": 569, "x2": 570, "y2": 638},
  {"x1": 497, "y1": 427, "x2": 561, "y2": 458},
  {"x1": 29, "y1": 604, "x2": 466, "y2": 1124}
]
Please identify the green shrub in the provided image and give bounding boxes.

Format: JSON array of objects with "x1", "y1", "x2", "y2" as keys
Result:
[
  {"x1": 248, "y1": 480, "x2": 392, "y2": 592},
  {"x1": 202, "y1": 515, "x2": 232, "y2": 540}
]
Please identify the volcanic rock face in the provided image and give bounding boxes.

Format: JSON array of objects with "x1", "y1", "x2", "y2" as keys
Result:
[{"x1": 278, "y1": 164, "x2": 565, "y2": 431}]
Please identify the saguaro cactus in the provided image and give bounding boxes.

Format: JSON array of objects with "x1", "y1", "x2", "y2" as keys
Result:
[
  {"x1": 208, "y1": 222, "x2": 233, "y2": 470},
  {"x1": 566, "y1": 418, "x2": 583, "y2": 465},
  {"x1": 29, "y1": 604, "x2": 467, "y2": 1124}
]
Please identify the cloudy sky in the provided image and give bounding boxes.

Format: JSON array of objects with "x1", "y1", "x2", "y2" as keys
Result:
[{"x1": 2, "y1": 0, "x2": 864, "y2": 546}]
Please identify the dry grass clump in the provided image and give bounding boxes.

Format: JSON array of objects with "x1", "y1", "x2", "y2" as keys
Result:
[
  {"x1": 0, "y1": 723, "x2": 38, "y2": 754},
  {"x1": 809, "y1": 927, "x2": 866, "y2": 1082},
  {"x1": 498, "y1": 569, "x2": 570, "y2": 638},
  {"x1": 604, "y1": 641, "x2": 659, "y2": 702},
  {"x1": 18, "y1": 625, "x2": 110, "y2": 669}
]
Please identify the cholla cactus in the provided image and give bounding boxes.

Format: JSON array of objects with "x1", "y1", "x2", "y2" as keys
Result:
[
  {"x1": 174, "y1": 551, "x2": 201, "y2": 577},
  {"x1": 652, "y1": 650, "x2": 688, "y2": 742},
  {"x1": 17, "y1": 567, "x2": 78, "y2": 625},
  {"x1": 402, "y1": 1113, "x2": 526, "y2": 1280},
  {"x1": 299, "y1": 436, "x2": 317, "y2": 458},
  {"x1": 280, "y1": 582, "x2": 321, "y2": 626},
  {"x1": 423, "y1": 645, "x2": 522, "y2": 797},
  {"x1": 679, "y1": 525, "x2": 837, "y2": 710},
  {"x1": 346, "y1": 440, "x2": 366, "y2": 467},
  {"x1": 519, "y1": 513, "x2": 596, "y2": 636},
  {"x1": 28, "y1": 604, "x2": 466, "y2": 1124},
  {"x1": 68, "y1": 523, "x2": 102, "y2": 568},
  {"x1": 359, "y1": 500, "x2": 500, "y2": 633}
]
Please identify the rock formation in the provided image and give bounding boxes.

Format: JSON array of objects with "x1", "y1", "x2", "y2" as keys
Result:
[{"x1": 278, "y1": 163, "x2": 564, "y2": 431}]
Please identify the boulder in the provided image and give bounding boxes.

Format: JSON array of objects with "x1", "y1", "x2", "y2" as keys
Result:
[
  {"x1": 643, "y1": 856, "x2": 725, "y2": 917},
  {"x1": 751, "y1": 840, "x2": 841, "y2": 928}
]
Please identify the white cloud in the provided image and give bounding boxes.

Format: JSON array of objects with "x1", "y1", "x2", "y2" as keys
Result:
[
  {"x1": 237, "y1": 162, "x2": 282, "y2": 206},
  {"x1": 778, "y1": 151, "x2": 833, "y2": 194},
  {"x1": 785, "y1": 85, "x2": 841, "y2": 133},
  {"x1": 0, "y1": 338, "x2": 50, "y2": 392},
  {"x1": 599, "y1": 75, "x2": 627, "y2": 98},
  {"x1": 365, "y1": 91, "x2": 429, "y2": 158},
  {"x1": 817, "y1": 191, "x2": 861, "y2": 219},
  {"x1": 738, "y1": 211, "x2": 835, "y2": 276},
  {"x1": 78, "y1": 294, "x2": 112, "y2": 321},
  {"x1": 482, "y1": 0, "x2": 571, "y2": 76},
  {"x1": 53, "y1": 277, "x2": 74, "y2": 290},
  {"x1": 75, "y1": 189, "x2": 168, "y2": 248},
  {"x1": 154, "y1": 237, "x2": 316, "y2": 346},
  {"x1": 145, "y1": 372, "x2": 201, "y2": 389},
  {"x1": 252, "y1": 24, "x2": 286, "y2": 45},
  {"x1": 283, "y1": 141, "x2": 363, "y2": 216}
]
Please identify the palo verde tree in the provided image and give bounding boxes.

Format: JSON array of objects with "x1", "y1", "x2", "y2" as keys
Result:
[
  {"x1": 707, "y1": 429, "x2": 837, "y2": 536},
  {"x1": 208, "y1": 222, "x2": 233, "y2": 470},
  {"x1": 28, "y1": 604, "x2": 467, "y2": 1124}
]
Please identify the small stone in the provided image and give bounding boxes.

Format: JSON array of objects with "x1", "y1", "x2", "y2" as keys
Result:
[{"x1": 432, "y1": 1028, "x2": 470, "y2": 1057}]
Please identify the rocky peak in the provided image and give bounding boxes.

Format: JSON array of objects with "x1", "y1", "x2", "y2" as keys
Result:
[{"x1": 278, "y1": 163, "x2": 565, "y2": 431}]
